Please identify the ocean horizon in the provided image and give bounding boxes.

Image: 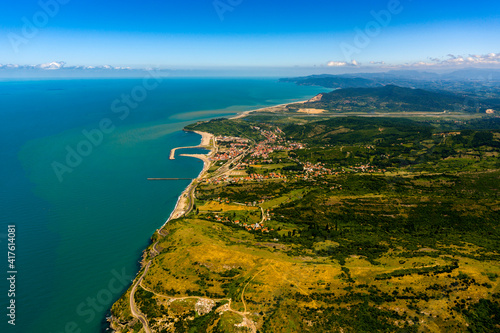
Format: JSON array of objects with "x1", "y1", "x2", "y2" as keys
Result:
[{"x1": 0, "y1": 77, "x2": 326, "y2": 333}]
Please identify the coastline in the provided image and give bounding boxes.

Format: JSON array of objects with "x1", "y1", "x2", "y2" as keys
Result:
[
  {"x1": 162, "y1": 99, "x2": 308, "y2": 227},
  {"x1": 169, "y1": 130, "x2": 213, "y2": 159},
  {"x1": 163, "y1": 99, "x2": 307, "y2": 226},
  {"x1": 162, "y1": 130, "x2": 215, "y2": 227},
  {"x1": 116, "y1": 98, "x2": 314, "y2": 332}
]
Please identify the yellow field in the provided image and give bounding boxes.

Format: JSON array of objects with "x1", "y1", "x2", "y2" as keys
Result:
[
  {"x1": 198, "y1": 201, "x2": 259, "y2": 212},
  {"x1": 113, "y1": 215, "x2": 500, "y2": 333}
]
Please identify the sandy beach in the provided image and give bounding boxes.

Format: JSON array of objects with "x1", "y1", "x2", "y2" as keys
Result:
[
  {"x1": 163, "y1": 131, "x2": 216, "y2": 225},
  {"x1": 193, "y1": 130, "x2": 213, "y2": 146},
  {"x1": 169, "y1": 130, "x2": 214, "y2": 159}
]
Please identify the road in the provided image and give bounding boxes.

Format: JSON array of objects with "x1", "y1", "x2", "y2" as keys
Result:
[
  {"x1": 129, "y1": 261, "x2": 152, "y2": 333},
  {"x1": 182, "y1": 179, "x2": 198, "y2": 217},
  {"x1": 178, "y1": 148, "x2": 249, "y2": 219},
  {"x1": 259, "y1": 206, "x2": 265, "y2": 224},
  {"x1": 211, "y1": 148, "x2": 251, "y2": 179}
]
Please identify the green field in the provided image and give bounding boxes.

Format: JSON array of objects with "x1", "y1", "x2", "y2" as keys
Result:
[{"x1": 111, "y1": 115, "x2": 500, "y2": 333}]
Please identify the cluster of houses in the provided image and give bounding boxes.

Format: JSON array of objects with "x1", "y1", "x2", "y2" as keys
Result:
[
  {"x1": 211, "y1": 126, "x2": 304, "y2": 167},
  {"x1": 249, "y1": 127, "x2": 304, "y2": 159},
  {"x1": 241, "y1": 172, "x2": 287, "y2": 182},
  {"x1": 300, "y1": 161, "x2": 380, "y2": 177},
  {"x1": 210, "y1": 136, "x2": 249, "y2": 161},
  {"x1": 211, "y1": 150, "x2": 241, "y2": 162},
  {"x1": 283, "y1": 161, "x2": 387, "y2": 182},
  {"x1": 206, "y1": 126, "x2": 390, "y2": 187},
  {"x1": 303, "y1": 162, "x2": 334, "y2": 176},
  {"x1": 250, "y1": 141, "x2": 305, "y2": 159}
]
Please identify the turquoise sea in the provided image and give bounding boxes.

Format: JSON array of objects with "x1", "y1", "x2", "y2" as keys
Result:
[{"x1": 0, "y1": 78, "x2": 326, "y2": 332}]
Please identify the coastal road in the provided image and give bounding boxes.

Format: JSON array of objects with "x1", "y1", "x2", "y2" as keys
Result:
[
  {"x1": 150, "y1": 230, "x2": 169, "y2": 257},
  {"x1": 129, "y1": 261, "x2": 152, "y2": 333},
  {"x1": 183, "y1": 179, "x2": 198, "y2": 217},
  {"x1": 151, "y1": 240, "x2": 160, "y2": 257}
]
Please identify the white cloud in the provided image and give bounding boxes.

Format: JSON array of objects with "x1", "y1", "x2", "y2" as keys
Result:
[
  {"x1": 327, "y1": 60, "x2": 359, "y2": 67},
  {"x1": 360, "y1": 52, "x2": 500, "y2": 69},
  {"x1": 38, "y1": 61, "x2": 66, "y2": 70},
  {"x1": 409, "y1": 53, "x2": 500, "y2": 67},
  {"x1": 0, "y1": 62, "x2": 134, "y2": 71},
  {"x1": 327, "y1": 61, "x2": 348, "y2": 67}
]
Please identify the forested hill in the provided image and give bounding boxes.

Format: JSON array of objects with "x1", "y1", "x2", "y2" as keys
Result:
[
  {"x1": 280, "y1": 74, "x2": 379, "y2": 89},
  {"x1": 296, "y1": 84, "x2": 484, "y2": 113},
  {"x1": 281, "y1": 117, "x2": 433, "y2": 145}
]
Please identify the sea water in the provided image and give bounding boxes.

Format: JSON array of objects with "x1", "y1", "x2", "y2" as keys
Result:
[{"x1": 0, "y1": 77, "x2": 326, "y2": 332}]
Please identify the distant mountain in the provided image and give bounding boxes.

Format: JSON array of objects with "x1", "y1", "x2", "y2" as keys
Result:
[
  {"x1": 442, "y1": 68, "x2": 500, "y2": 80},
  {"x1": 383, "y1": 70, "x2": 441, "y2": 80},
  {"x1": 281, "y1": 69, "x2": 500, "y2": 90},
  {"x1": 293, "y1": 84, "x2": 491, "y2": 113},
  {"x1": 280, "y1": 75, "x2": 380, "y2": 89},
  {"x1": 280, "y1": 72, "x2": 445, "y2": 91}
]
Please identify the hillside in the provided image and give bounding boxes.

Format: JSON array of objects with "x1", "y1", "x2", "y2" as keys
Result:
[
  {"x1": 281, "y1": 72, "x2": 500, "y2": 107},
  {"x1": 280, "y1": 75, "x2": 380, "y2": 89},
  {"x1": 111, "y1": 114, "x2": 500, "y2": 333},
  {"x1": 292, "y1": 84, "x2": 480, "y2": 113}
]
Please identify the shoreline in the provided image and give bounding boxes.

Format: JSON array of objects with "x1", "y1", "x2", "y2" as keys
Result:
[
  {"x1": 169, "y1": 130, "x2": 213, "y2": 159},
  {"x1": 112, "y1": 96, "x2": 320, "y2": 332},
  {"x1": 161, "y1": 130, "x2": 215, "y2": 227},
  {"x1": 162, "y1": 98, "x2": 309, "y2": 227}
]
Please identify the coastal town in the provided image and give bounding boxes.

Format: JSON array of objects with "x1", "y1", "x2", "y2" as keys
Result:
[{"x1": 112, "y1": 109, "x2": 500, "y2": 333}]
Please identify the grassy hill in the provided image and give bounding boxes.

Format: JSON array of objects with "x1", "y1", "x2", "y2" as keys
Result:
[
  {"x1": 111, "y1": 114, "x2": 500, "y2": 333},
  {"x1": 283, "y1": 71, "x2": 500, "y2": 113},
  {"x1": 293, "y1": 85, "x2": 477, "y2": 113}
]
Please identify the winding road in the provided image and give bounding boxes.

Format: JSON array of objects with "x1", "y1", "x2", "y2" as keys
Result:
[{"x1": 129, "y1": 261, "x2": 152, "y2": 333}]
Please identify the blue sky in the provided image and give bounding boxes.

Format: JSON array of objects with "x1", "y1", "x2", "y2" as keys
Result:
[{"x1": 1, "y1": 0, "x2": 499, "y2": 72}]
